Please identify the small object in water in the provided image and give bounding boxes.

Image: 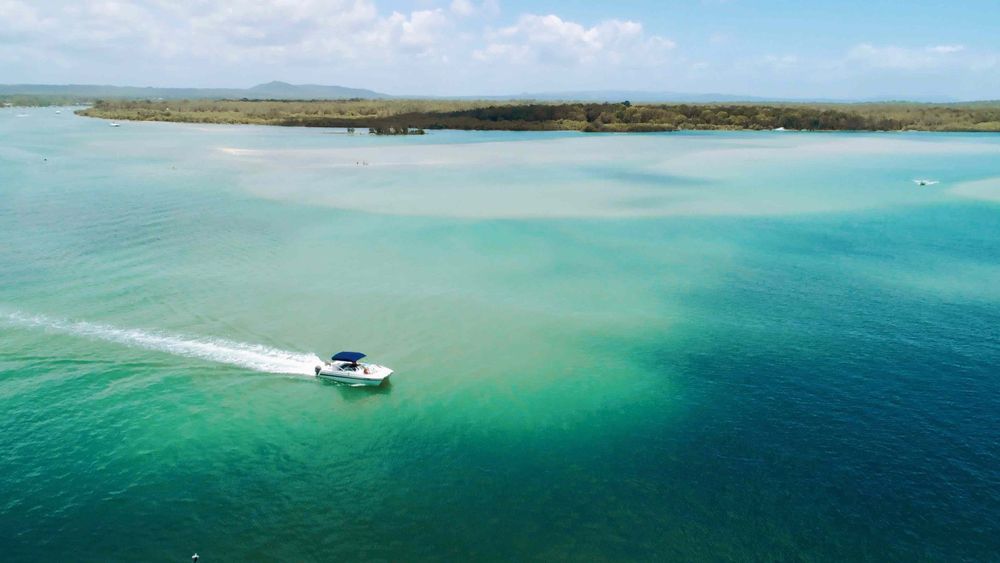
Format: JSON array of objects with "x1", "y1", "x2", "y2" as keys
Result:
[
  {"x1": 109, "y1": 122, "x2": 121, "y2": 127},
  {"x1": 316, "y1": 351, "x2": 393, "y2": 386},
  {"x1": 192, "y1": 554, "x2": 199, "y2": 562},
  {"x1": 913, "y1": 179, "x2": 939, "y2": 187}
]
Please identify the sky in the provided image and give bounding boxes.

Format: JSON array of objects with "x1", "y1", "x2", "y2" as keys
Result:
[{"x1": 1, "y1": 0, "x2": 999, "y2": 100}]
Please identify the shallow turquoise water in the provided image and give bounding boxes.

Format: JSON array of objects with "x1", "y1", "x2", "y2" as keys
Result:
[{"x1": 1, "y1": 109, "x2": 998, "y2": 561}]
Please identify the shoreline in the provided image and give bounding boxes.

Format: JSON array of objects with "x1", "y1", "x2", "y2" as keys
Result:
[
  {"x1": 73, "y1": 99, "x2": 1000, "y2": 133},
  {"x1": 71, "y1": 112, "x2": 1000, "y2": 135}
]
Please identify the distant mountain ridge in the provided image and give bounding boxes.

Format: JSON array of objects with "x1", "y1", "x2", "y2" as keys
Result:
[
  {"x1": 0, "y1": 82, "x2": 973, "y2": 104},
  {"x1": 246, "y1": 81, "x2": 387, "y2": 99},
  {"x1": 0, "y1": 81, "x2": 388, "y2": 100}
]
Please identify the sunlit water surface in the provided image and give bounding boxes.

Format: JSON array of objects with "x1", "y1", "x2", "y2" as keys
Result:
[{"x1": 1, "y1": 109, "x2": 998, "y2": 561}]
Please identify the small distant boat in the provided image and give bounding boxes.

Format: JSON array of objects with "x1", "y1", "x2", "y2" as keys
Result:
[
  {"x1": 109, "y1": 122, "x2": 121, "y2": 127},
  {"x1": 315, "y1": 351, "x2": 393, "y2": 386},
  {"x1": 55, "y1": 110, "x2": 62, "y2": 114},
  {"x1": 913, "y1": 179, "x2": 939, "y2": 186},
  {"x1": 773, "y1": 127, "x2": 787, "y2": 131}
]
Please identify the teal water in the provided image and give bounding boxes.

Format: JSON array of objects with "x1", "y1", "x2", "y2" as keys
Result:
[{"x1": 1, "y1": 109, "x2": 998, "y2": 561}]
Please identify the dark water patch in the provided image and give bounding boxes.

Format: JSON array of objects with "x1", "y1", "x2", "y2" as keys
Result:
[
  {"x1": 607, "y1": 207, "x2": 1000, "y2": 561},
  {"x1": 579, "y1": 164, "x2": 715, "y2": 188}
]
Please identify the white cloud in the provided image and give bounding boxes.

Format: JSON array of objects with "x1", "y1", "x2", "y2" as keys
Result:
[
  {"x1": 450, "y1": 0, "x2": 475, "y2": 17},
  {"x1": 847, "y1": 43, "x2": 970, "y2": 70},
  {"x1": 0, "y1": 0, "x2": 452, "y2": 66},
  {"x1": 0, "y1": 0, "x2": 54, "y2": 36},
  {"x1": 926, "y1": 44, "x2": 964, "y2": 54},
  {"x1": 708, "y1": 32, "x2": 730, "y2": 45},
  {"x1": 760, "y1": 54, "x2": 799, "y2": 70},
  {"x1": 392, "y1": 9, "x2": 450, "y2": 51},
  {"x1": 474, "y1": 14, "x2": 675, "y2": 66},
  {"x1": 451, "y1": 0, "x2": 501, "y2": 18}
]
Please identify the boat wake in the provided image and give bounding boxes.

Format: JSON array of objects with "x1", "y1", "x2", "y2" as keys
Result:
[{"x1": 2, "y1": 312, "x2": 322, "y2": 375}]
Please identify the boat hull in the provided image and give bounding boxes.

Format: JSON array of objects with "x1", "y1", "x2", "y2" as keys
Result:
[
  {"x1": 318, "y1": 373, "x2": 391, "y2": 386},
  {"x1": 316, "y1": 363, "x2": 393, "y2": 386}
]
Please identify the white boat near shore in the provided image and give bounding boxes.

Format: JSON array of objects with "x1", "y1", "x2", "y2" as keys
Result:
[{"x1": 315, "y1": 351, "x2": 393, "y2": 386}]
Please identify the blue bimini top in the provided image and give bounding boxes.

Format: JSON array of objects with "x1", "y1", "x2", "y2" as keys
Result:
[{"x1": 331, "y1": 351, "x2": 366, "y2": 363}]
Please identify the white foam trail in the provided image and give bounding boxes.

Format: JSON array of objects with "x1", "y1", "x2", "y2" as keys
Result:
[{"x1": 3, "y1": 312, "x2": 322, "y2": 375}]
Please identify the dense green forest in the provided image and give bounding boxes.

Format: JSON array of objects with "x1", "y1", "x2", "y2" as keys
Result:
[
  {"x1": 76, "y1": 99, "x2": 1000, "y2": 132},
  {"x1": 1, "y1": 94, "x2": 88, "y2": 107}
]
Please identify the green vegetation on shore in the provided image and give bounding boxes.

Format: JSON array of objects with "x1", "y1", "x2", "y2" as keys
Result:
[
  {"x1": 2, "y1": 94, "x2": 88, "y2": 107},
  {"x1": 77, "y1": 99, "x2": 1000, "y2": 132}
]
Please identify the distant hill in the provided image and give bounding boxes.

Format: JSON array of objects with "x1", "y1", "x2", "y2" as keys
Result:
[
  {"x1": 0, "y1": 82, "x2": 975, "y2": 105},
  {"x1": 0, "y1": 81, "x2": 388, "y2": 101},
  {"x1": 245, "y1": 81, "x2": 386, "y2": 99}
]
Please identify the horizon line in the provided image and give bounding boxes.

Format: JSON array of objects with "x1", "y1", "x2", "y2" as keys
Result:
[{"x1": 1, "y1": 81, "x2": 997, "y2": 104}]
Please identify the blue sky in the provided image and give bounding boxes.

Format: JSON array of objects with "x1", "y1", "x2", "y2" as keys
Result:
[{"x1": 1, "y1": 0, "x2": 998, "y2": 99}]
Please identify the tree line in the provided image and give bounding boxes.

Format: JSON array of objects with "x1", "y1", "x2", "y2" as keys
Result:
[{"x1": 77, "y1": 99, "x2": 1000, "y2": 132}]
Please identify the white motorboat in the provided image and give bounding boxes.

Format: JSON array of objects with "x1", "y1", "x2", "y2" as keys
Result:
[
  {"x1": 315, "y1": 351, "x2": 393, "y2": 386},
  {"x1": 109, "y1": 122, "x2": 121, "y2": 127}
]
